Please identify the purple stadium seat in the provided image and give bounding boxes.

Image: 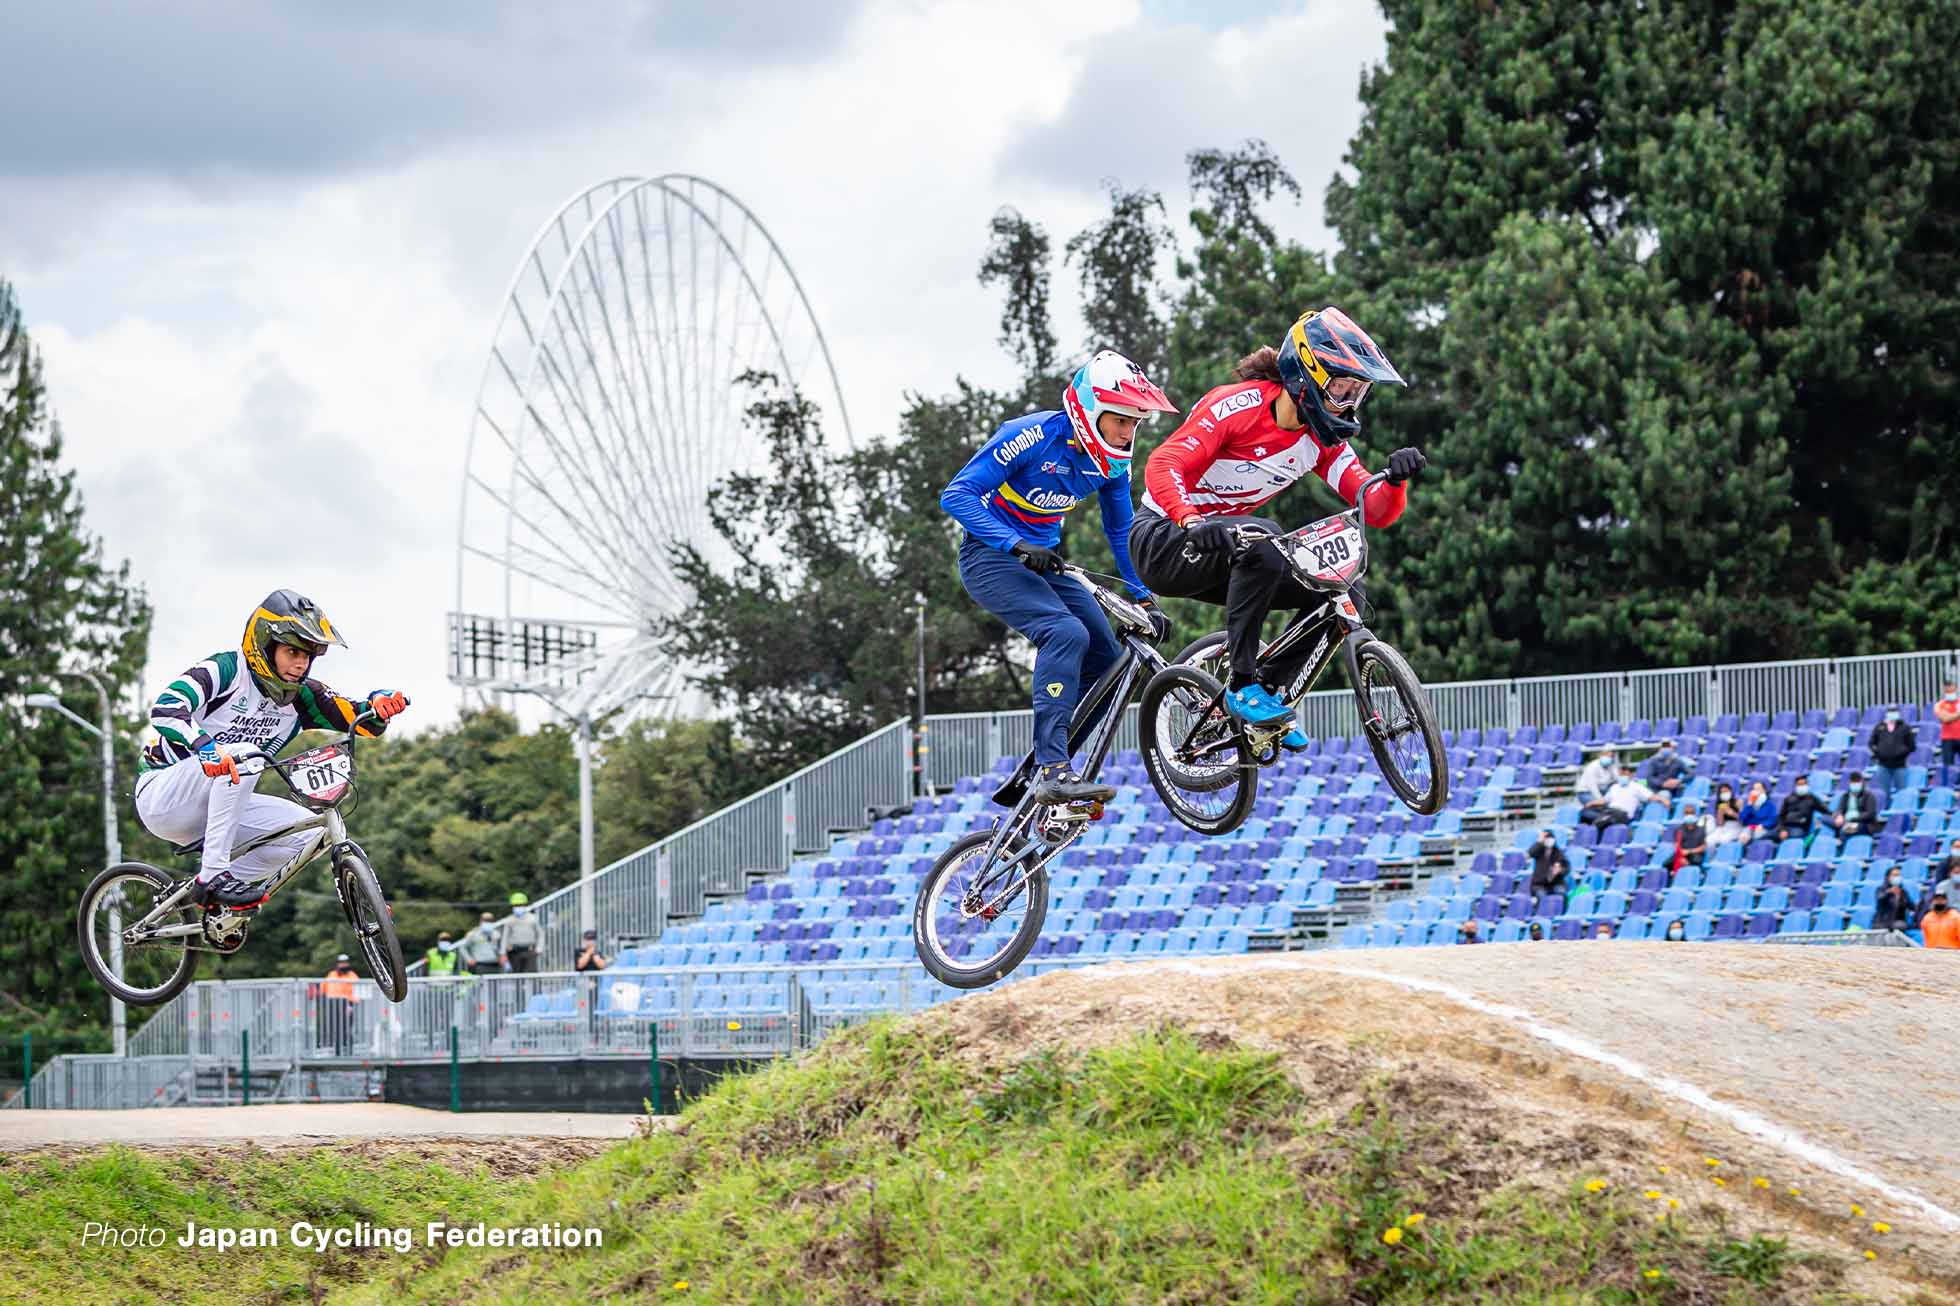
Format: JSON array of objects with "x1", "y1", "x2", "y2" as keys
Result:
[
  {"x1": 1536, "y1": 893, "x2": 1566, "y2": 917},
  {"x1": 1712, "y1": 914, "x2": 1744, "y2": 938},
  {"x1": 1629, "y1": 889, "x2": 1658, "y2": 915},
  {"x1": 1505, "y1": 893, "x2": 1534, "y2": 918},
  {"x1": 1473, "y1": 895, "x2": 1502, "y2": 920},
  {"x1": 1746, "y1": 912, "x2": 1778, "y2": 937},
  {"x1": 1552, "y1": 919, "x2": 1585, "y2": 940}
]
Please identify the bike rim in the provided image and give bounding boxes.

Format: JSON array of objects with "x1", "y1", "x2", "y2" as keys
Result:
[
  {"x1": 1154, "y1": 679, "x2": 1246, "y2": 811},
  {"x1": 347, "y1": 874, "x2": 397, "y2": 988},
  {"x1": 1360, "y1": 654, "x2": 1435, "y2": 803},
  {"x1": 923, "y1": 839, "x2": 1035, "y2": 974},
  {"x1": 87, "y1": 874, "x2": 193, "y2": 1000}
]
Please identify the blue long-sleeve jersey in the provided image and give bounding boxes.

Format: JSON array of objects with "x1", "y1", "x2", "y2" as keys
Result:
[{"x1": 939, "y1": 409, "x2": 1150, "y2": 598}]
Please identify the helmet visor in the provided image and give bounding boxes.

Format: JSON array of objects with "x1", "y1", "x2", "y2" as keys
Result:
[{"x1": 1322, "y1": 375, "x2": 1372, "y2": 413}]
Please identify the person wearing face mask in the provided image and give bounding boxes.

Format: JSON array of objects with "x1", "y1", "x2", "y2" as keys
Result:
[
  {"x1": 498, "y1": 891, "x2": 541, "y2": 973},
  {"x1": 1740, "y1": 781, "x2": 1778, "y2": 841},
  {"x1": 1828, "y1": 771, "x2": 1882, "y2": 837},
  {"x1": 1872, "y1": 868, "x2": 1919, "y2": 933},
  {"x1": 1528, "y1": 829, "x2": 1570, "y2": 899},
  {"x1": 1920, "y1": 892, "x2": 1960, "y2": 949},
  {"x1": 1935, "y1": 683, "x2": 1960, "y2": 788},
  {"x1": 1708, "y1": 783, "x2": 1745, "y2": 845},
  {"x1": 1576, "y1": 749, "x2": 1621, "y2": 826},
  {"x1": 1671, "y1": 801, "x2": 1711, "y2": 873},
  {"x1": 1772, "y1": 779, "x2": 1822, "y2": 843},
  {"x1": 1867, "y1": 708, "x2": 1917, "y2": 802},
  {"x1": 461, "y1": 911, "x2": 501, "y2": 976},
  {"x1": 1644, "y1": 738, "x2": 1688, "y2": 795},
  {"x1": 1927, "y1": 840, "x2": 1960, "y2": 906},
  {"x1": 1663, "y1": 918, "x2": 1688, "y2": 943}
]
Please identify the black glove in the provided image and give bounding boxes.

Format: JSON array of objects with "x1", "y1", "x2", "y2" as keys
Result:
[
  {"x1": 1385, "y1": 446, "x2": 1427, "y2": 484},
  {"x1": 1010, "y1": 541, "x2": 1063, "y2": 574},
  {"x1": 1180, "y1": 518, "x2": 1239, "y2": 557},
  {"x1": 1138, "y1": 599, "x2": 1171, "y2": 642}
]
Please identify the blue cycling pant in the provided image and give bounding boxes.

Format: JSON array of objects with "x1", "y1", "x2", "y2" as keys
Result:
[{"x1": 959, "y1": 536, "x2": 1120, "y2": 767}]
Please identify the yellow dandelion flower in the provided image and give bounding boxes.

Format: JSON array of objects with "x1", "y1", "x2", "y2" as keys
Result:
[
  {"x1": 1403, "y1": 1213, "x2": 1426, "y2": 1227},
  {"x1": 1704, "y1": 1157, "x2": 1722, "y2": 1168},
  {"x1": 1382, "y1": 1226, "x2": 1404, "y2": 1246},
  {"x1": 1667, "y1": 1198, "x2": 1681, "y2": 1210},
  {"x1": 1657, "y1": 1165, "x2": 1670, "y2": 1174},
  {"x1": 1864, "y1": 1250, "x2": 1876, "y2": 1261},
  {"x1": 1872, "y1": 1221, "x2": 1890, "y2": 1234},
  {"x1": 1712, "y1": 1177, "x2": 1727, "y2": 1187},
  {"x1": 1851, "y1": 1204, "x2": 1864, "y2": 1217},
  {"x1": 1788, "y1": 1187, "x2": 1800, "y2": 1197},
  {"x1": 675, "y1": 1281, "x2": 691, "y2": 1291},
  {"x1": 1643, "y1": 1268, "x2": 1661, "y2": 1280},
  {"x1": 1644, "y1": 1189, "x2": 1663, "y2": 1201},
  {"x1": 1753, "y1": 1177, "x2": 1770, "y2": 1189},
  {"x1": 1585, "y1": 1179, "x2": 1608, "y2": 1193}
]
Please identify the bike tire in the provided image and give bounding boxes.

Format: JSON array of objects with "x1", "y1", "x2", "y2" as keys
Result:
[
  {"x1": 912, "y1": 829, "x2": 1048, "y2": 990},
  {"x1": 1174, "y1": 630, "x2": 1228, "y2": 673},
  {"x1": 1352, "y1": 637, "x2": 1449, "y2": 816},
  {"x1": 336, "y1": 850, "x2": 408, "y2": 1002},
  {"x1": 1140, "y1": 663, "x2": 1259, "y2": 835},
  {"x1": 76, "y1": 862, "x2": 199, "y2": 1008}
]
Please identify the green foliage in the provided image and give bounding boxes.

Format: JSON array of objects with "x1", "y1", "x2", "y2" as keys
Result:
[{"x1": 0, "y1": 280, "x2": 153, "y2": 1045}]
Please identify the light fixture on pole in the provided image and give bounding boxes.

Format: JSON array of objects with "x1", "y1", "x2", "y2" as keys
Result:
[{"x1": 23, "y1": 675, "x2": 127, "y2": 1056}]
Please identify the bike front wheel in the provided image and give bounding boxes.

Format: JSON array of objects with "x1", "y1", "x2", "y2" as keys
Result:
[
  {"x1": 1353, "y1": 638, "x2": 1449, "y2": 815},
  {"x1": 1140, "y1": 663, "x2": 1258, "y2": 835},
  {"x1": 336, "y1": 851, "x2": 408, "y2": 1002},
  {"x1": 913, "y1": 829, "x2": 1048, "y2": 990},
  {"x1": 76, "y1": 862, "x2": 199, "y2": 1007}
]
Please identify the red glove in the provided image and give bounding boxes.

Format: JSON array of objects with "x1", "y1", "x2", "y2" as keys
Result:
[
  {"x1": 195, "y1": 740, "x2": 239, "y2": 784},
  {"x1": 367, "y1": 690, "x2": 409, "y2": 720}
]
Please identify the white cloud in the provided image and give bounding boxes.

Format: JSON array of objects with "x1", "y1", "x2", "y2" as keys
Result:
[{"x1": 10, "y1": 0, "x2": 1384, "y2": 727}]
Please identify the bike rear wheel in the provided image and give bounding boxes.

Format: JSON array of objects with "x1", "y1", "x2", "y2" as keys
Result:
[
  {"x1": 913, "y1": 829, "x2": 1048, "y2": 990},
  {"x1": 1353, "y1": 638, "x2": 1448, "y2": 815},
  {"x1": 1140, "y1": 663, "x2": 1258, "y2": 835},
  {"x1": 76, "y1": 863, "x2": 199, "y2": 1007},
  {"x1": 336, "y1": 851, "x2": 408, "y2": 1002}
]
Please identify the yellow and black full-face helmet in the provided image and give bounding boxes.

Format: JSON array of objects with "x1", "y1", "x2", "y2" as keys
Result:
[{"x1": 241, "y1": 589, "x2": 347, "y2": 704}]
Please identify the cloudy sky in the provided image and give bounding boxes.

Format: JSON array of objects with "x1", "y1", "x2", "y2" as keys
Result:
[{"x1": 4, "y1": 0, "x2": 1387, "y2": 728}]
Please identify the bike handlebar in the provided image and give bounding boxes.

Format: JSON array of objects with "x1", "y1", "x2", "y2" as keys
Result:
[{"x1": 220, "y1": 696, "x2": 408, "y2": 772}]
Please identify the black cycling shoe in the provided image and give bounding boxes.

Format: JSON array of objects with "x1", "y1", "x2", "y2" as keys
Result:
[
  {"x1": 1030, "y1": 764, "x2": 1116, "y2": 807},
  {"x1": 187, "y1": 872, "x2": 270, "y2": 910}
]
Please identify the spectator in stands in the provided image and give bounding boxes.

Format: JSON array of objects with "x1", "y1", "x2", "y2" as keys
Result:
[
  {"x1": 460, "y1": 912, "x2": 500, "y2": 976},
  {"x1": 1938, "y1": 683, "x2": 1960, "y2": 787},
  {"x1": 1589, "y1": 762, "x2": 1657, "y2": 828},
  {"x1": 321, "y1": 954, "x2": 361, "y2": 1055},
  {"x1": 1772, "y1": 778, "x2": 1822, "y2": 842},
  {"x1": 1921, "y1": 891, "x2": 1960, "y2": 949},
  {"x1": 1576, "y1": 746, "x2": 1618, "y2": 822},
  {"x1": 1593, "y1": 922, "x2": 1615, "y2": 940},
  {"x1": 1672, "y1": 800, "x2": 1710, "y2": 872},
  {"x1": 1926, "y1": 841, "x2": 1960, "y2": 909},
  {"x1": 1828, "y1": 771, "x2": 1882, "y2": 837},
  {"x1": 498, "y1": 892, "x2": 541, "y2": 973},
  {"x1": 1740, "y1": 781, "x2": 1778, "y2": 841},
  {"x1": 1528, "y1": 829, "x2": 1570, "y2": 899},
  {"x1": 423, "y1": 932, "x2": 461, "y2": 977},
  {"x1": 1872, "y1": 867, "x2": 1919, "y2": 933},
  {"x1": 574, "y1": 929, "x2": 608, "y2": 973},
  {"x1": 1527, "y1": 921, "x2": 1546, "y2": 941},
  {"x1": 1708, "y1": 783, "x2": 1746, "y2": 845},
  {"x1": 1868, "y1": 709, "x2": 1916, "y2": 801},
  {"x1": 1456, "y1": 919, "x2": 1481, "y2": 945},
  {"x1": 1644, "y1": 738, "x2": 1689, "y2": 795},
  {"x1": 1664, "y1": 918, "x2": 1688, "y2": 942}
]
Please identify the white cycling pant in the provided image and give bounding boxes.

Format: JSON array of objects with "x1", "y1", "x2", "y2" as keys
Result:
[{"x1": 134, "y1": 758, "x2": 316, "y2": 882}]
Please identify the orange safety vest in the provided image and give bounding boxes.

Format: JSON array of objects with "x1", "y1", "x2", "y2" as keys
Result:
[{"x1": 322, "y1": 968, "x2": 359, "y2": 1000}]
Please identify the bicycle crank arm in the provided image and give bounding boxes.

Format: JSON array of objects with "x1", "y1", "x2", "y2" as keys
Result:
[{"x1": 135, "y1": 922, "x2": 209, "y2": 941}]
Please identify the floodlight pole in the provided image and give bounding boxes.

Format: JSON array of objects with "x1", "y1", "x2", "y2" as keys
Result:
[{"x1": 26, "y1": 673, "x2": 126, "y2": 1055}]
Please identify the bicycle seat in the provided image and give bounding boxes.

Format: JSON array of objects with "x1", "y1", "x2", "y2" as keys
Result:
[{"x1": 169, "y1": 838, "x2": 205, "y2": 857}]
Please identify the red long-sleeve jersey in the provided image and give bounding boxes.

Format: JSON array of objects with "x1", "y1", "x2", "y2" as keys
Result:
[{"x1": 1142, "y1": 379, "x2": 1406, "y2": 527}]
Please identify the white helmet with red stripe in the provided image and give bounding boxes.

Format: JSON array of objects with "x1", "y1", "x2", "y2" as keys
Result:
[{"x1": 1061, "y1": 349, "x2": 1178, "y2": 477}]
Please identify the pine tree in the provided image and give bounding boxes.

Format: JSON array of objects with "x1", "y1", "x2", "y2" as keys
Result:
[{"x1": 0, "y1": 280, "x2": 153, "y2": 1041}]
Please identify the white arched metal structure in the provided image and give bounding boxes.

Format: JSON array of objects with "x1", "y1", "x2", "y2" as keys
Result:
[{"x1": 451, "y1": 175, "x2": 855, "y2": 717}]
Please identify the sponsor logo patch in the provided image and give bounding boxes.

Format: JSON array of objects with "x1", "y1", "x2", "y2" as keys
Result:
[
  {"x1": 1208, "y1": 388, "x2": 1263, "y2": 422},
  {"x1": 992, "y1": 425, "x2": 1045, "y2": 465},
  {"x1": 1045, "y1": 682, "x2": 1065, "y2": 698}
]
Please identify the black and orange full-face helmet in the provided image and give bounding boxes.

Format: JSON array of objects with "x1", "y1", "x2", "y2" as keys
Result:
[
  {"x1": 241, "y1": 589, "x2": 347, "y2": 704},
  {"x1": 1275, "y1": 307, "x2": 1407, "y2": 447}
]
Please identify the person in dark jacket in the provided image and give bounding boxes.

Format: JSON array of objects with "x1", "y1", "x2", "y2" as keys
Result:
[
  {"x1": 1867, "y1": 709, "x2": 1916, "y2": 801},
  {"x1": 1527, "y1": 829, "x2": 1570, "y2": 898},
  {"x1": 1644, "y1": 738, "x2": 1689, "y2": 794},
  {"x1": 1456, "y1": 918, "x2": 1481, "y2": 945},
  {"x1": 1772, "y1": 780, "x2": 1822, "y2": 842},
  {"x1": 1828, "y1": 771, "x2": 1882, "y2": 836},
  {"x1": 1672, "y1": 801, "x2": 1710, "y2": 872},
  {"x1": 1871, "y1": 867, "x2": 1918, "y2": 932}
]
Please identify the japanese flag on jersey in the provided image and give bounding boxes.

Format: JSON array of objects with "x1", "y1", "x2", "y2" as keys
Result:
[{"x1": 1061, "y1": 350, "x2": 1178, "y2": 477}]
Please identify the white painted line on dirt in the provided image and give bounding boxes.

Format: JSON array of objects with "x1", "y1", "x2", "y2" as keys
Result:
[{"x1": 1314, "y1": 962, "x2": 1960, "y2": 1234}]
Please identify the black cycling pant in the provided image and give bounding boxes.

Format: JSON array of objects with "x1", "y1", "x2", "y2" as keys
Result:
[{"x1": 1130, "y1": 510, "x2": 1350, "y2": 692}]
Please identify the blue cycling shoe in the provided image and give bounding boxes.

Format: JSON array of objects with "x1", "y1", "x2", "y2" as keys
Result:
[
  {"x1": 1279, "y1": 726, "x2": 1310, "y2": 752},
  {"x1": 1225, "y1": 683, "x2": 1294, "y2": 724}
]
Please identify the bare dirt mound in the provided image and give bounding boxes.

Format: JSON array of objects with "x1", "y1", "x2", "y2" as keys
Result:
[{"x1": 923, "y1": 942, "x2": 1960, "y2": 1299}]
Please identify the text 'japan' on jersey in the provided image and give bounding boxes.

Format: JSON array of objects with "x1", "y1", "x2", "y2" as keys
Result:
[{"x1": 939, "y1": 409, "x2": 1150, "y2": 597}]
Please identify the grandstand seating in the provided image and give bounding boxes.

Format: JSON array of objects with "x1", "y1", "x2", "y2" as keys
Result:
[{"x1": 516, "y1": 699, "x2": 1945, "y2": 1031}]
